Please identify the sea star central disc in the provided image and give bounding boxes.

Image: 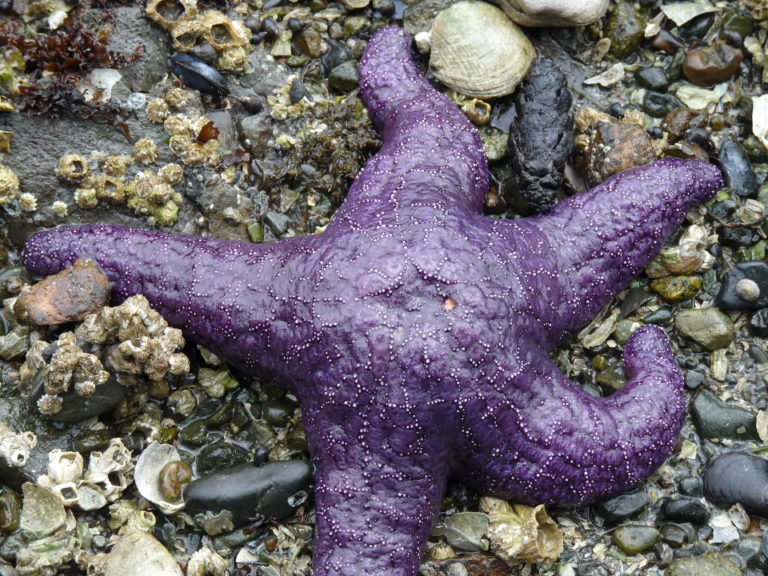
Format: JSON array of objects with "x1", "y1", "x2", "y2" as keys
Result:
[{"x1": 23, "y1": 26, "x2": 722, "y2": 576}]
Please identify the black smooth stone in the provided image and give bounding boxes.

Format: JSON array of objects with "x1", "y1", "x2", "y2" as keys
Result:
[
  {"x1": 719, "y1": 140, "x2": 758, "y2": 197},
  {"x1": 608, "y1": 102, "x2": 625, "y2": 118},
  {"x1": 184, "y1": 460, "x2": 314, "y2": 526},
  {"x1": 596, "y1": 488, "x2": 649, "y2": 524},
  {"x1": 703, "y1": 452, "x2": 768, "y2": 518},
  {"x1": 660, "y1": 523, "x2": 692, "y2": 548},
  {"x1": 719, "y1": 226, "x2": 759, "y2": 247},
  {"x1": 27, "y1": 375, "x2": 126, "y2": 424},
  {"x1": 678, "y1": 12, "x2": 716, "y2": 41},
  {"x1": 709, "y1": 199, "x2": 737, "y2": 220},
  {"x1": 683, "y1": 128, "x2": 713, "y2": 152},
  {"x1": 170, "y1": 53, "x2": 227, "y2": 96},
  {"x1": 636, "y1": 67, "x2": 670, "y2": 92},
  {"x1": 715, "y1": 261, "x2": 768, "y2": 310},
  {"x1": 643, "y1": 91, "x2": 684, "y2": 118},
  {"x1": 684, "y1": 370, "x2": 705, "y2": 390},
  {"x1": 658, "y1": 497, "x2": 710, "y2": 524},
  {"x1": 320, "y1": 39, "x2": 352, "y2": 75},
  {"x1": 750, "y1": 308, "x2": 768, "y2": 337}
]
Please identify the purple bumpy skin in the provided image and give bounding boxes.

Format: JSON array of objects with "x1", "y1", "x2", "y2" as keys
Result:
[{"x1": 24, "y1": 26, "x2": 722, "y2": 576}]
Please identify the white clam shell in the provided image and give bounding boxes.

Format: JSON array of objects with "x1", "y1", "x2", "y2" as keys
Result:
[
  {"x1": 104, "y1": 531, "x2": 183, "y2": 576},
  {"x1": 429, "y1": 2, "x2": 536, "y2": 99},
  {"x1": 495, "y1": 0, "x2": 609, "y2": 27},
  {"x1": 134, "y1": 442, "x2": 186, "y2": 514}
]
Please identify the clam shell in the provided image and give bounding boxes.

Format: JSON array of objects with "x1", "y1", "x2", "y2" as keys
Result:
[
  {"x1": 135, "y1": 442, "x2": 186, "y2": 514},
  {"x1": 429, "y1": 2, "x2": 535, "y2": 99},
  {"x1": 495, "y1": 0, "x2": 609, "y2": 27}
]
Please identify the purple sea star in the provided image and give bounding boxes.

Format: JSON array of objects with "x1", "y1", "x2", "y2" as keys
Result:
[{"x1": 23, "y1": 26, "x2": 722, "y2": 576}]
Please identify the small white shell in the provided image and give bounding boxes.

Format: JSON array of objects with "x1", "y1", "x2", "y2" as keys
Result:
[
  {"x1": 46, "y1": 450, "x2": 84, "y2": 485},
  {"x1": 495, "y1": 0, "x2": 609, "y2": 27},
  {"x1": 736, "y1": 278, "x2": 761, "y2": 302},
  {"x1": 429, "y1": 2, "x2": 536, "y2": 99},
  {"x1": 134, "y1": 442, "x2": 186, "y2": 514}
]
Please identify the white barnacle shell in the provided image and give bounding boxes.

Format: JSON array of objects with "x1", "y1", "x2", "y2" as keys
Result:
[
  {"x1": 134, "y1": 442, "x2": 186, "y2": 514},
  {"x1": 429, "y1": 2, "x2": 536, "y2": 99},
  {"x1": 46, "y1": 449, "x2": 84, "y2": 485},
  {"x1": 0, "y1": 422, "x2": 37, "y2": 468},
  {"x1": 494, "y1": 0, "x2": 610, "y2": 27},
  {"x1": 84, "y1": 439, "x2": 134, "y2": 501}
]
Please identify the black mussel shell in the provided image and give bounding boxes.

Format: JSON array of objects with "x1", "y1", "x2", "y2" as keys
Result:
[
  {"x1": 170, "y1": 53, "x2": 228, "y2": 96},
  {"x1": 183, "y1": 460, "x2": 313, "y2": 525},
  {"x1": 702, "y1": 452, "x2": 768, "y2": 518}
]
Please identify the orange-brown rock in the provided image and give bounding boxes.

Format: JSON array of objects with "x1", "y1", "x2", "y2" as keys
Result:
[
  {"x1": 15, "y1": 258, "x2": 110, "y2": 325},
  {"x1": 683, "y1": 41, "x2": 743, "y2": 86},
  {"x1": 586, "y1": 121, "x2": 655, "y2": 184},
  {"x1": 662, "y1": 108, "x2": 708, "y2": 144}
]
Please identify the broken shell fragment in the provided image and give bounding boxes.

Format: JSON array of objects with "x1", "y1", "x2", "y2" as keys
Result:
[
  {"x1": 103, "y1": 531, "x2": 184, "y2": 576},
  {"x1": 19, "y1": 482, "x2": 67, "y2": 538},
  {"x1": 135, "y1": 442, "x2": 187, "y2": 514},
  {"x1": 429, "y1": 2, "x2": 535, "y2": 99},
  {"x1": 479, "y1": 497, "x2": 563, "y2": 565}
]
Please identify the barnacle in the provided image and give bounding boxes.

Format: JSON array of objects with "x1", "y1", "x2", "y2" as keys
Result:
[
  {"x1": 0, "y1": 164, "x2": 20, "y2": 205},
  {"x1": 56, "y1": 154, "x2": 90, "y2": 183}
]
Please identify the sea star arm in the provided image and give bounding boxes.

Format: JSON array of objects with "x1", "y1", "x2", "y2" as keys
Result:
[
  {"x1": 301, "y1": 394, "x2": 450, "y2": 576},
  {"x1": 22, "y1": 224, "x2": 320, "y2": 383},
  {"x1": 456, "y1": 325, "x2": 685, "y2": 505},
  {"x1": 502, "y1": 157, "x2": 722, "y2": 343},
  {"x1": 328, "y1": 26, "x2": 488, "y2": 233}
]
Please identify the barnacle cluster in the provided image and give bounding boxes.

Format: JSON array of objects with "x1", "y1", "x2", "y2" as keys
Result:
[
  {"x1": 0, "y1": 164, "x2": 20, "y2": 206},
  {"x1": 145, "y1": 0, "x2": 252, "y2": 73},
  {"x1": 145, "y1": 87, "x2": 221, "y2": 168},
  {"x1": 55, "y1": 148, "x2": 184, "y2": 227},
  {"x1": 0, "y1": 120, "x2": 21, "y2": 208},
  {"x1": 36, "y1": 439, "x2": 134, "y2": 510},
  {"x1": 20, "y1": 295, "x2": 190, "y2": 418}
]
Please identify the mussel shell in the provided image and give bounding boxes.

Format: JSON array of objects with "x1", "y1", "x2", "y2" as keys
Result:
[
  {"x1": 702, "y1": 452, "x2": 768, "y2": 518},
  {"x1": 183, "y1": 460, "x2": 313, "y2": 525},
  {"x1": 170, "y1": 53, "x2": 228, "y2": 96},
  {"x1": 28, "y1": 374, "x2": 126, "y2": 424}
]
